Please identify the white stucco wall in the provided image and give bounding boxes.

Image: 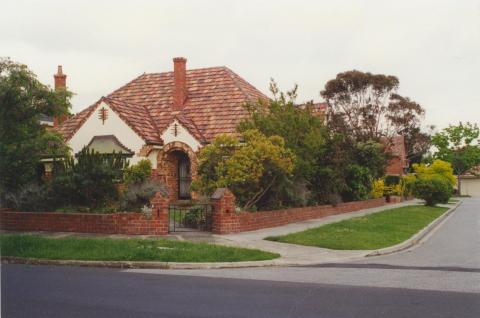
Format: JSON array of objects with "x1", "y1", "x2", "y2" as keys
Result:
[
  {"x1": 68, "y1": 101, "x2": 146, "y2": 164},
  {"x1": 160, "y1": 120, "x2": 201, "y2": 152}
]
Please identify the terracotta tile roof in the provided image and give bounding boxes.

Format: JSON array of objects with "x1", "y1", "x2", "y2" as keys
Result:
[
  {"x1": 102, "y1": 97, "x2": 161, "y2": 144},
  {"x1": 57, "y1": 102, "x2": 98, "y2": 141},
  {"x1": 58, "y1": 66, "x2": 268, "y2": 144}
]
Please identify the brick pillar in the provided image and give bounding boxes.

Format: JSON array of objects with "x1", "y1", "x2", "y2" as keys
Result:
[
  {"x1": 149, "y1": 191, "x2": 169, "y2": 235},
  {"x1": 211, "y1": 188, "x2": 238, "y2": 234}
]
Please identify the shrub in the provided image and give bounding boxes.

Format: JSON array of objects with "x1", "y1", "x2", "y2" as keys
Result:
[
  {"x1": 412, "y1": 176, "x2": 453, "y2": 206},
  {"x1": 5, "y1": 183, "x2": 51, "y2": 211},
  {"x1": 342, "y1": 164, "x2": 371, "y2": 201},
  {"x1": 412, "y1": 160, "x2": 456, "y2": 187},
  {"x1": 385, "y1": 175, "x2": 400, "y2": 186},
  {"x1": 192, "y1": 129, "x2": 295, "y2": 210},
  {"x1": 51, "y1": 147, "x2": 128, "y2": 209},
  {"x1": 400, "y1": 175, "x2": 416, "y2": 197},
  {"x1": 124, "y1": 159, "x2": 152, "y2": 184},
  {"x1": 370, "y1": 179, "x2": 385, "y2": 199},
  {"x1": 121, "y1": 180, "x2": 168, "y2": 211}
]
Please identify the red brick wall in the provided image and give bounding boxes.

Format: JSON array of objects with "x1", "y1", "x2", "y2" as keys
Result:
[
  {"x1": 0, "y1": 192, "x2": 169, "y2": 236},
  {"x1": 385, "y1": 157, "x2": 406, "y2": 176},
  {"x1": 211, "y1": 189, "x2": 387, "y2": 234}
]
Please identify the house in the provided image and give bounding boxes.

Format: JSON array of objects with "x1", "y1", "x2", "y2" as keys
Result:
[
  {"x1": 56, "y1": 58, "x2": 267, "y2": 200},
  {"x1": 458, "y1": 166, "x2": 480, "y2": 196},
  {"x1": 384, "y1": 135, "x2": 408, "y2": 176},
  {"x1": 55, "y1": 57, "x2": 408, "y2": 201}
]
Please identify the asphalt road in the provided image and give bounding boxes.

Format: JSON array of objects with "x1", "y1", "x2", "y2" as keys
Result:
[
  {"x1": 2, "y1": 198, "x2": 480, "y2": 317},
  {"x1": 2, "y1": 264, "x2": 479, "y2": 318}
]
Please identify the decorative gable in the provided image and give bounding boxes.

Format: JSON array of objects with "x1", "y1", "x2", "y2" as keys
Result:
[
  {"x1": 68, "y1": 101, "x2": 146, "y2": 164},
  {"x1": 161, "y1": 119, "x2": 201, "y2": 151}
]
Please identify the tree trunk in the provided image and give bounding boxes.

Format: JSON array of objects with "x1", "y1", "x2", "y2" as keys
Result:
[{"x1": 457, "y1": 174, "x2": 461, "y2": 196}]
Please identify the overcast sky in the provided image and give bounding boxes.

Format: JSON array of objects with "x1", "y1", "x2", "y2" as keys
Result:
[{"x1": 1, "y1": 0, "x2": 479, "y2": 129}]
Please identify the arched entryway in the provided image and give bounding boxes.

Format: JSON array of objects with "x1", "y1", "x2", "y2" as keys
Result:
[{"x1": 157, "y1": 141, "x2": 198, "y2": 201}]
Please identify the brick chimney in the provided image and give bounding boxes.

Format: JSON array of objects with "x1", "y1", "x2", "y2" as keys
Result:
[
  {"x1": 54, "y1": 65, "x2": 67, "y2": 90},
  {"x1": 173, "y1": 57, "x2": 187, "y2": 110},
  {"x1": 53, "y1": 65, "x2": 68, "y2": 127}
]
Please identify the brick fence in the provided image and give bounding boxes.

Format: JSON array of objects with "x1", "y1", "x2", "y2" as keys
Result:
[
  {"x1": 1, "y1": 189, "x2": 390, "y2": 236},
  {"x1": 210, "y1": 188, "x2": 388, "y2": 234},
  {"x1": 0, "y1": 192, "x2": 169, "y2": 235}
]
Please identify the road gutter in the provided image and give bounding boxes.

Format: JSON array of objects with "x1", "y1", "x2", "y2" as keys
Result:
[{"x1": 1, "y1": 256, "x2": 281, "y2": 269}]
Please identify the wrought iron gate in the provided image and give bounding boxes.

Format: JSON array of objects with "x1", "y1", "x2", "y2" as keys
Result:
[{"x1": 168, "y1": 204, "x2": 213, "y2": 232}]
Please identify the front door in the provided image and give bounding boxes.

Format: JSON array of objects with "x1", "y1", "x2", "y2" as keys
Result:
[{"x1": 178, "y1": 154, "x2": 191, "y2": 199}]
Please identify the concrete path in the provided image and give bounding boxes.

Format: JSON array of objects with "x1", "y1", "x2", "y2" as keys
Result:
[{"x1": 209, "y1": 200, "x2": 421, "y2": 265}]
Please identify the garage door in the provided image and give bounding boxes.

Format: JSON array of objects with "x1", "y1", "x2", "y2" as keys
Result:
[{"x1": 460, "y1": 178, "x2": 480, "y2": 197}]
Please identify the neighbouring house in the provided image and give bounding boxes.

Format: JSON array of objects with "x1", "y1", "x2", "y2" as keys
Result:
[
  {"x1": 458, "y1": 166, "x2": 480, "y2": 196},
  {"x1": 56, "y1": 58, "x2": 268, "y2": 201},
  {"x1": 54, "y1": 57, "x2": 408, "y2": 201},
  {"x1": 384, "y1": 135, "x2": 409, "y2": 176}
]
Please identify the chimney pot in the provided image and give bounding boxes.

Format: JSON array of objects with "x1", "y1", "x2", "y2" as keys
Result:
[
  {"x1": 173, "y1": 57, "x2": 187, "y2": 110},
  {"x1": 54, "y1": 65, "x2": 67, "y2": 90},
  {"x1": 53, "y1": 65, "x2": 68, "y2": 127}
]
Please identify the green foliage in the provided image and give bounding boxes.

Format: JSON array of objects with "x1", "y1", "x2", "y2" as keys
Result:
[
  {"x1": 370, "y1": 178, "x2": 403, "y2": 199},
  {"x1": 192, "y1": 129, "x2": 295, "y2": 210},
  {"x1": 412, "y1": 176, "x2": 453, "y2": 206},
  {"x1": 239, "y1": 80, "x2": 326, "y2": 183},
  {"x1": 343, "y1": 164, "x2": 371, "y2": 201},
  {"x1": 385, "y1": 175, "x2": 400, "y2": 186},
  {"x1": 4, "y1": 183, "x2": 52, "y2": 211},
  {"x1": 321, "y1": 70, "x2": 429, "y2": 166},
  {"x1": 0, "y1": 58, "x2": 72, "y2": 199},
  {"x1": 314, "y1": 137, "x2": 387, "y2": 203},
  {"x1": 412, "y1": 160, "x2": 456, "y2": 187},
  {"x1": 401, "y1": 175, "x2": 417, "y2": 197},
  {"x1": 123, "y1": 159, "x2": 152, "y2": 184},
  {"x1": 370, "y1": 179, "x2": 385, "y2": 199},
  {"x1": 37, "y1": 130, "x2": 71, "y2": 158},
  {"x1": 239, "y1": 81, "x2": 388, "y2": 206},
  {"x1": 51, "y1": 147, "x2": 128, "y2": 209},
  {"x1": 431, "y1": 122, "x2": 480, "y2": 193},
  {"x1": 354, "y1": 140, "x2": 387, "y2": 180},
  {"x1": 238, "y1": 81, "x2": 326, "y2": 207},
  {"x1": 121, "y1": 180, "x2": 167, "y2": 211}
]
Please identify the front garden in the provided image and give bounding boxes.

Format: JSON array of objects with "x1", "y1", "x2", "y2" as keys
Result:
[{"x1": 0, "y1": 235, "x2": 279, "y2": 262}]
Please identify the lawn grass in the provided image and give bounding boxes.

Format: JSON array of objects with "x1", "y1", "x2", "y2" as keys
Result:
[
  {"x1": 0, "y1": 235, "x2": 279, "y2": 262},
  {"x1": 266, "y1": 205, "x2": 448, "y2": 250}
]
